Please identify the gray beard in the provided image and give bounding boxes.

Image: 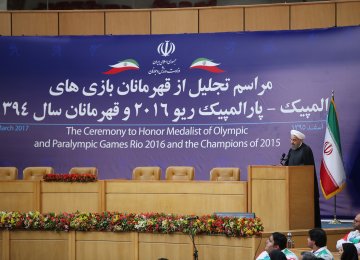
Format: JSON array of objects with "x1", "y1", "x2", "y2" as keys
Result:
[{"x1": 291, "y1": 144, "x2": 300, "y2": 150}]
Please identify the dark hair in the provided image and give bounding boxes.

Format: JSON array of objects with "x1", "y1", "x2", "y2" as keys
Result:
[
  {"x1": 341, "y1": 243, "x2": 359, "y2": 260},
  {"x1": 272, "y1": 232, "x2": 287, "y2": 250},
  {"x1": 269, "y1": 250, "x2": 287, "y2": 260},
  {"x1": 301, "y1": 252, "x2": 318, "y2": 260},
  {"x1": 308, "y1": 228, "x2": 327, "y2": 248}
]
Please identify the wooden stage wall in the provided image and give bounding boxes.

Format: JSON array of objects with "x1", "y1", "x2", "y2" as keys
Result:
[
  {"x1": 0, "y1": 1, "x2": 359, "y2": 36},
  {"x1": 0, "y1": 228, "x2": 349, "y2": 260},
  {"x1": 0, "y1": 230, "x2": 260, "y2": 260},
  {"x1": 0, "y1": 166, "x2": 324, "y2": 232},
  {"x1": 0, "y1": 180, "x2": 248, "y2": 215},
  {"x1": 0, "y1": 168, "x2": 351, "y2": 259}
]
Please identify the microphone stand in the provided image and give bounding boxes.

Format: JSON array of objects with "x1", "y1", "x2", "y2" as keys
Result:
[
  {"x1": 187, "y1": 217, "x2": 199, "y2": 260},
  {"x1": 190, "y1": 232, "x2": 199, "y2": 260}
]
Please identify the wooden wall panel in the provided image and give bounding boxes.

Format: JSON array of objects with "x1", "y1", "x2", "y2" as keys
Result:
[
  {"x1": 105, "y1": 181, "x2": 248, "y2": 215},
  {"x1": 245, "y1": 5, "x2": 290, "y2": 31},
  {"x1": 198, "y1": 245, "x2": 255, "y2": 260},
  {"x1": 41, "y1": 182, "x2": 101, "y2": 213},
  {"x1": 0, "y1": 181, "x2": 38, "y2": 212},
  {"x1": 0, "y1": 12, "x2": 11, "y2": 36},
  {"x1": 2, "y1": 1, "x2": 360, "y2": 35},
  {"x1": 139, "y1": 242, "x2": 192, "y2": 260},
  {"x1": 337, "y1": 1, "x2": 360, "y2": 27},
  {"x1": 106, "y1": 11, "x2": 151, "y2": 35},
  {"x1": 1, "y1": 229, "x2": 349, "y2": 260},
  {"x1": 139, "y1": 233, "x2": 192, "y2": 260},
  {"x1": 151, "y1": 9, "x2": 198, "y2": 34},
  {"x1": 11, "y1": 12, "x2": 58, "y2": 36},
  {"x1": 107, "y1": 193, "x2": 247, "y2": 215},
  {"x1": 290, "y1": 3, "x2": 336, "y2": 30},
  {"x1": 197, "y1": 235, "x2": 258, "y2": 260},
  {"x1": 0, "y1": 230, "x2": 6, "y2": 260},
  {"x1": 199, "y1": 7, "x2": 244, "y2": 33},
  {"x1": 76, "y1": 233, "x2": 134, "y2": 260},
  {"x1": 42, "y1": 193, "x2": 100, "y2": 213},
  {"x1": 10, "y1": 231, "x2": 69, "y2": 260},
  {"x1": 59, "y1": 12, "x2": 104, "y2": 35},
  {"x1": 0, "y1": 194, "x2": 35, "y2": 212}
]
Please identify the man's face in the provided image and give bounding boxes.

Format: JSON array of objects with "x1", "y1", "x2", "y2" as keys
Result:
[
  {"x1": 307, "y1": 237, "x2": 315, "y2": 249},
  {"x1": 291, "y1": 135, "x2": 302, "y2": 150},
  {"x1": 353, "y1": 214, "x2": 360, "y2": 230},
  {"x1": 265, "y1": 235, "x2": 276, "y2": 253}
]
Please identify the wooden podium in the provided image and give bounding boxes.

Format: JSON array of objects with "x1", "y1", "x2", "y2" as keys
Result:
[{"x1": 248, "y1": 165, "x2": 314, "y2": 231}]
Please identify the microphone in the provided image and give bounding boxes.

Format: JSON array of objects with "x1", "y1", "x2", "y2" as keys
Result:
[
  {"x1": 280, "y1": 153, "x2": 287, "y2": 165},
  {"x1": 186, "y1": 216, "x2": 199, "y2": 221}
]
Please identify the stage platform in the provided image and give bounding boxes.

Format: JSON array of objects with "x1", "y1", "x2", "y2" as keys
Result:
[
  {"x1": 0, "y1": 174, "x2": 354, "y2": 260},
  {"x1": 0, "y1": 226, "x2": 350, "y2": 260}
]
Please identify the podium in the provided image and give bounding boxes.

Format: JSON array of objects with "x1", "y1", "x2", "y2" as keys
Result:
[{"x1": 248, "y1": 165, "x2": 314, "y2": 231}]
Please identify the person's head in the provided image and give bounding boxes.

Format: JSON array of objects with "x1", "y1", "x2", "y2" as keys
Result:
[
  {"x1": 300, "y1": 251, "x2": 318, "y2": 260},
  {"x1": 290, "y1": 130, "x2": 305, "y2": 150},
  {"x1": 353, "y1": 213, "x2": 360, "y2": 231},
  {"x1": 265, "y1": 232, "x2": 287, "y2": 253},
  {"x1": 307, "y1": 228, "x2": 327, "y2": 250},
  {"x1": 269, "y1": 249, "x2": 287, "y2": 260},
  {"x1": 340, "y1": 243, "x2": 359, "y2": 260}
]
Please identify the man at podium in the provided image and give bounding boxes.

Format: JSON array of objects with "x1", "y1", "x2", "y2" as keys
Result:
[{"x1": 285, "y1": 130, "x2": 321, "y2": 228}]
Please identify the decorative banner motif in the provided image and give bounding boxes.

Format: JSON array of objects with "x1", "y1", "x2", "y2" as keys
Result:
[
  {"x1": 320, "y1": 95, "x2": 346, "y2": 199},
  {"x1": 103, "y1": 59, "x2": 140, "y2": 75},
  {"x1": 157, "y1": 41, "x2": 176, "y2": 57},
  {"x1": 190, "y1": 58, "x2": 225, "y2": 73}
]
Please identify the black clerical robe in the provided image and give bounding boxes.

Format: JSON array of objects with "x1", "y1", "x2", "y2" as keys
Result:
[{"x1": 285, "y1": 143, "x2": 321, "y2": 228}]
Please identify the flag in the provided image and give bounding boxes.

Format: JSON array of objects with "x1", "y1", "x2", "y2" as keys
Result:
[
  {"x1": 103, "y1": 59, "x2": 139, "y2": 75},
  {"x1": 320, "y1": 95, "x2": 346, "y2": 199},
  {"x1": 190, "y1": 58, "x2": 224, "y2": 73}
]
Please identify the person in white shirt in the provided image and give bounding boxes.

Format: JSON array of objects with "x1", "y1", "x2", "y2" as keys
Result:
[
  {"x1": 336, "y1": 213, "x2": 360, "y2": 254},
  {"x1": 307, "y1": 228, "x2": 334, "y2": 260},
  {"x1": 256, "y1": 232, "x2": 298, "y2": 260}
]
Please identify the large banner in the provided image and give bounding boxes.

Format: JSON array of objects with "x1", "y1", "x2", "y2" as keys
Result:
[{"x1": 1, "y1": 26, "x2": 360, "y2": 217}]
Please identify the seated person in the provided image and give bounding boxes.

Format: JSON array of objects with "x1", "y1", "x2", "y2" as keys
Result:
[
  {"x1": 300, "y1": 251, "x2": 325, "y2": 260},
  {"x1": 300, "y1": 252, "x2": 318, "y2": 260},
  {"x1": 256, "y1": 232, "x2": 298, "y2": 260},
  {"x1": 339, "y1": 243, "x2": 359, "y2": 260},
  {"x1": 269, "y1": 250, "x2": 287, "y2": 260},
  {"x1": 336, "y1": 213, "x2": 360, "y2": 254},
  {"x1": 307, "y1": 228, "x2": 334, "y2": 260}
]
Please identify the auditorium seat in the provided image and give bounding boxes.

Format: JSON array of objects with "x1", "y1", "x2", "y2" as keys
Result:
[
  {"x1": 132, "y1": 166, "x2": 161, "y2": 180},
  {"x1": 165, "y1": 166, "x2": 194, "y2": 180},
  {"x1": 210, "y1": 167, "x2": 240, "y2": 181},
  {"x1": 0, "y1": 167, "x2": 18, "y2": 180},
  {"x1": 23, "y1": 167, "x2": 54, "y2": 180},
  {"x1": 69, "y1": 167, "x2": 98, "y2": 177}
]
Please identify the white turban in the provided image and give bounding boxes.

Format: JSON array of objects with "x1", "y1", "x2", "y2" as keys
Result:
[{"x1": 290, "y1": 129, "x2": 305, "y2": 140}]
